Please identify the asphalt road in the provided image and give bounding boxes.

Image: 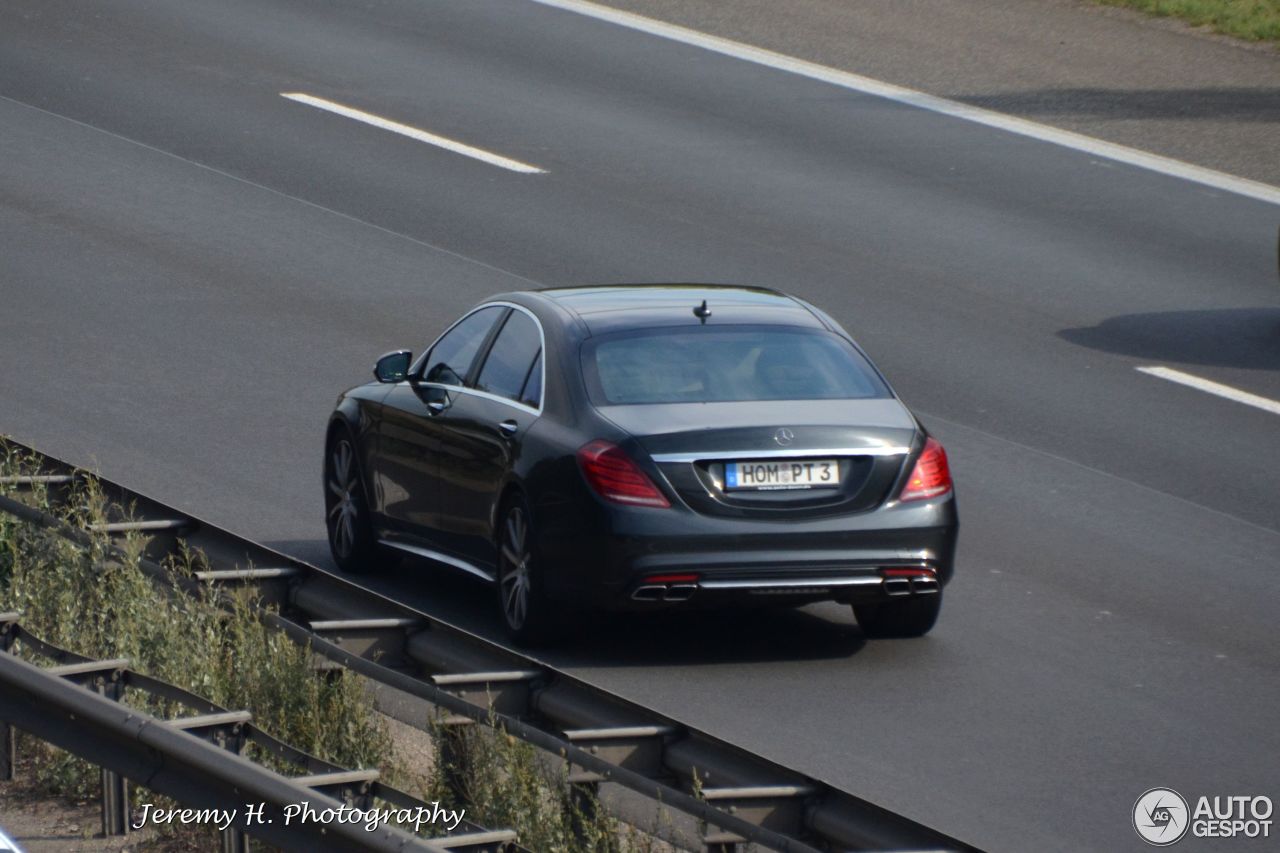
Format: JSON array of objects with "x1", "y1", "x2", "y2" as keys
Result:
[{"x1": 2, "y1": 1, "x2": 1278, "y2": 849}]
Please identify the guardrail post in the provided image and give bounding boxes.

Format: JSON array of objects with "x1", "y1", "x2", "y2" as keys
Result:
[
  {"x1": 218, "y1": 727, "x2": 248, "y2": 853},
  {"x1": 97, "y1": 675, "x2": 129, "y2": 836},
  {"x1": 0, "y1": 722, "x2": 13, "y2": 782},
  {"x1": 101, "y1": 758, "x2": 129, "y2": 836},
  {"x1": 0, "y1": 618, "x2": 15, "y2": 781},
  {"x1": 221, "y1": 825, "x2": 248, "y2": 853}
]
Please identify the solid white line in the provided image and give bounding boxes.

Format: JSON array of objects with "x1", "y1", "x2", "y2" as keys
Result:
[
  {"x1": 1137, "y1": 366, "x2": 1280, "y2": 416},
  {"x1": 527, "y1": 0, "x2": 1280, "y2": 208},
  {"x1": 280, "y1": 92, "x2": 546, "y2": 174}
]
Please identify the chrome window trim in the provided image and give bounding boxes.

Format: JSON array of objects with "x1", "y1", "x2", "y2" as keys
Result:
[
  {"x1": 423, "y1": 383, "x2": 541, "y2": 417},
  {"x1": 650, "y1": 447, "x2": 910, "y2": 463},
  {"x1": 409, "y1": 301, "x2": 547, "y2": 417}
]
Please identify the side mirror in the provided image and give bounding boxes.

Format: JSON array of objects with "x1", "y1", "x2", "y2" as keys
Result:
[{"x1": 373, "y1": 350, "x2": 412, "y2": 383}]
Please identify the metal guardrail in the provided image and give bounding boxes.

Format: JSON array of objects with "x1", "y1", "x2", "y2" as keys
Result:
[
  {"x1": 0, "y1": 618, "x2": 518, "y2": 853},
  {"x1": 0, "y1": 438, "x2": 978, "y2": 853}
]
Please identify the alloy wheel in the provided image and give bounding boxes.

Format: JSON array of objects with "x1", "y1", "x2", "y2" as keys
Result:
[
  {"x1": 499, "y1": 505, "x2": 531, "y2": 630},
  {"x1": 327, "y1": 438, "x2": 359, "y2": 560}
]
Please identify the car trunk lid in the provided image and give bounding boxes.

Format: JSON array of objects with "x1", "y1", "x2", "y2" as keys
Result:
[{"x1": 599, "y1": 400, "x2": 919, "y2": 517}]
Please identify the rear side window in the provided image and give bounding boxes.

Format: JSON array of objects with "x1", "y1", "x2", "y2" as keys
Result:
[
  {"x1": 421, "y1": 306, "x2": 505, "y2": 386},
  {"x1": 475, "y1": 310, "x2": 543, "y2": 408},
  {"x1": 519, "y1": 352, "x2": 543, "y2": 409},
  {"x1": 583, "y1": 326, "x2": 890, "y2": 405}
]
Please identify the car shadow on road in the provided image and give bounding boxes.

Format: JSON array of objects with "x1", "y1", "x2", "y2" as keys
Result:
[
  {"x1": 1058, "y1": 307, "x2": 1280, "y2": 370},
  {"x1": 547, "y1": 606, "x2": 867, "y2": 667},
  {"x1": 264, "y1": 539, "x2": 868, "y2": 665}
]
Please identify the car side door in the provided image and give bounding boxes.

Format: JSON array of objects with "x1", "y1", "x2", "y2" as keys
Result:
[
  {"x1": 372, "y1": 305, "x2": 506, "y2": 546},
  {"x1": 430, "y1": 306, "x2": 544, "y2": 570}
]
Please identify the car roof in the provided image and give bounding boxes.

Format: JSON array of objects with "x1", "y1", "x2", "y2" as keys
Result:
[{"x1": 534, "y1": 284, "x2": 827, "y2": 335}]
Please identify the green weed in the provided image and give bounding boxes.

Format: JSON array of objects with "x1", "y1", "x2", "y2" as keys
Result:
[{"x1": 1097, "y1": 0, "x2": 1280, "y2": 43}]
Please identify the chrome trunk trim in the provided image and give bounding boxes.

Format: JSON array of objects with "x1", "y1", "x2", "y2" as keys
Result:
[{"x1": 650, "y1": 447, "x2": 909, "y2": 463}]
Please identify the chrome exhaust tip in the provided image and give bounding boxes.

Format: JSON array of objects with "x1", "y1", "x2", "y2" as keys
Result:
[
  {"x1": 632, "y1": 582, "x2": 699, "y2": 602},
  {"x1": 631, "y1": 585, "x2": 665, "y2": 601},
  {"x1": 912, "y1": 577, "x2": 940, "y2": 595},
  {"x1": 664, "y1": 584, "x2": 697, "y2": 602},
  {"x1": 883, "y1": 577, "x2": 913, "y2": 597}
]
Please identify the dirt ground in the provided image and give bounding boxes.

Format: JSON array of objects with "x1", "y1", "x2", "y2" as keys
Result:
[
  {"x1": 0, "y1": 715, "x2": 434, "y2": 852},
  {"x1": 0, "y1": 756, "x2": 203, "y2": 852}
]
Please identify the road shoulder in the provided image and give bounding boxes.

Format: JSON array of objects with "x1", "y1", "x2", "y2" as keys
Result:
[{"x1": 583, "y1": 0, "x2": 1280, "y2": 188}]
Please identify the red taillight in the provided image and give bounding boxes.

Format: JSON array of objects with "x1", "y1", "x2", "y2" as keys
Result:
[
  {"x1": 577, "y1": 440, "x2": 671, "y2": 508},
  {"x1": 643, "y1": 573, "x2": 699, "y2": 584},
  {"x1": 882, "y1": 567, "x2": 936, "y2": 578},
  {"x1": 898, "y1": 438, "x2": 952, "y2": 502}
]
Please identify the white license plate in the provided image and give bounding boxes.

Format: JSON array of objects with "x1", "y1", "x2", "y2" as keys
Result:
[{"x1": 724, "y1": 459, "x2": 839, "y2": 490}]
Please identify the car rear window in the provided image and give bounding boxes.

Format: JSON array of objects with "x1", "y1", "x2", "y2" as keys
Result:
[{"x1": 582, "y1": 326, "x2": 890, "y2": 405}]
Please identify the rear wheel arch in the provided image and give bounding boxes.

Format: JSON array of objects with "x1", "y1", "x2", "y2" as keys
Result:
[{"x1": 493, "y1": 480, "x2": 535, "y2": 547}]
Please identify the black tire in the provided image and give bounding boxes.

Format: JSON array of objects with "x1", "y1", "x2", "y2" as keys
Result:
[
  {"x1": 853, "y1": 594, "x2": 942, "y2": 638},
  {"x1": 495, "y1": 495, "x2": 554, "y2": 645},
  {"x1": 324, "y1": 430, "x2": 389, "y2": 575}
]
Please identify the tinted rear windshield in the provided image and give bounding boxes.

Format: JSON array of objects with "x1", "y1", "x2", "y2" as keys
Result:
[{"x1": 582, "y1": 326, "x2": 891, "y2": 405}]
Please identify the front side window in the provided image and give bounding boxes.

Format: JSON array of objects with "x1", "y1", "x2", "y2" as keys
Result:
[
  {"x1": 475, "y1": 310, "x2": 543, "y2": 408},
  {"x1": 582, "y1": 326, "x2": 890, "y2": 405},
  {"x1": 421, "y1": 306, "x2": 505, "y2": 386}
]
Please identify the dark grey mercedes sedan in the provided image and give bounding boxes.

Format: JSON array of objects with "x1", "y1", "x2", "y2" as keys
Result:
[{"x1": 325, "y1": 285, "x2": 957, "y2": 643}]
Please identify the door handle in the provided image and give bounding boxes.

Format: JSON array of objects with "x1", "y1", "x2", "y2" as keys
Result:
[{"x1": 498, "y1": 419, "x2": 519, "y2": 437}]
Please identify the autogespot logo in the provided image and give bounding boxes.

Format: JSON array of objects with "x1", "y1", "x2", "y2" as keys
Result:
[{"x1": 1134, "y1": 788, "x2": 1190, "y2": 846}]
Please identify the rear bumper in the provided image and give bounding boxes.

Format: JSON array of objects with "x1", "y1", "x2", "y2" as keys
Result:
[
  {"x1": 536, "y1": 487, "x2": 957, "y2": 610},
  {"x1": 629, "y1": 569, "x2": 940, "y2": 608}
]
